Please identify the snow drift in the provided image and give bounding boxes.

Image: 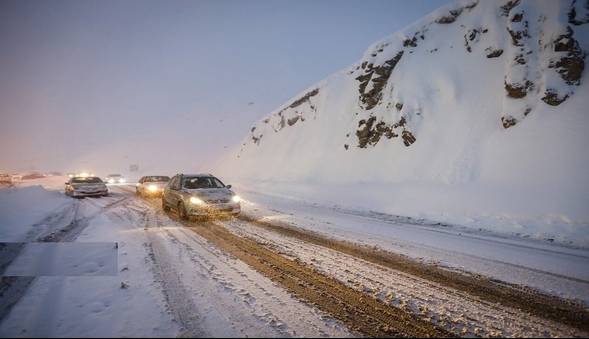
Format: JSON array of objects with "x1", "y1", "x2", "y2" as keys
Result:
[
  {"x1": 216, "y1": 0, "x2": 589, "y2": 247},
  {"x1": 0, "y1": 185, "x2": 70, "y2": 242}
]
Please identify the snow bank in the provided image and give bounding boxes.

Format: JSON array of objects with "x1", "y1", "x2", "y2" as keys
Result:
[
  {"x1": 216, "y1": 0, "x2": 589, "y2": 247},
  {"x1": 17, "y1": 175, "x2": 70, "y2": 191},
  {"x1": 0, "y1": 185, "x2": 70, "y2": 242}
]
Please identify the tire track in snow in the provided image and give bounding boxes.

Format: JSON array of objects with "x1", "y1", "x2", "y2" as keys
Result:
[
  {"x1": 129, "y1": 196, "x2": 352, "y2": 338},
  {"x1": 156, "y1": 215, "x2": 450, "y2": 337},
  {"x1": 236, "y1": 213, "x2": 589, "y2": 333},
  {"x1": 224, "y1": 217, "x2": 589, "y2": 337},
  {"x1": 141, "y1": 209, "x2": 208, "y2": 337},
  {"x1": 127, "y1": 188, "x2": 588, "y2": 337}
]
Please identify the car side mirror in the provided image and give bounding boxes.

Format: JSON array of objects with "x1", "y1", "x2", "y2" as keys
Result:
[{"x1": 226, "y1": 184, "x2": 232, "y2": 189}]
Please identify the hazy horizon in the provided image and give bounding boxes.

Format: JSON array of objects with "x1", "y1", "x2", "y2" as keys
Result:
[{"x1": 0, "y1": 0, "x2": 448, "y2": 176}]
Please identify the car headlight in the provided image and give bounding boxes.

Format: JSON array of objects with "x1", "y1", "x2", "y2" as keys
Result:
[
  {"x1": 108, "y1": 178, "x2": 115, "y2": 184},
  {"x1": 232, "y1": 195, "x2": 241, "y2": 203},
  {"x1": 119, "y1": 178, "x2": 126, "y2": 183},
  {"x1": 190, "y1": 196, "x2": 205, "y2": 205},
  {"x1": 147, "y1": 184, "x2": 158, "y2": 192}
]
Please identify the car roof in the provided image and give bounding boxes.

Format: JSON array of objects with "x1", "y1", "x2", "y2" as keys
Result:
[
  {"x1": 180, "y1": 173, "x2": 214, "y2": 178},
  {"x1": 143, "y1": 175, "x2": 169, "y2": 179}
]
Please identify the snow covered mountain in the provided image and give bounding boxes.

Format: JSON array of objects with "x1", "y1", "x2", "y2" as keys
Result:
[{"x1": 217, "y1": 0, "x2": 589, "y2": 246}]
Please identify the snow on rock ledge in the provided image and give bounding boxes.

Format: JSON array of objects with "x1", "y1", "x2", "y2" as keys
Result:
[{"x1": 217, "y1": 0, "x2": 589, "y2": 247}]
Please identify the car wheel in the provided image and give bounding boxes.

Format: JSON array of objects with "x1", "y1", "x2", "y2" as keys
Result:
[
  {"x1": 162, "y1": 198, "x2": 170, "y2": 212},
  {"x1": 178, "y1": 202, "x2": 188, "y2": 221}
]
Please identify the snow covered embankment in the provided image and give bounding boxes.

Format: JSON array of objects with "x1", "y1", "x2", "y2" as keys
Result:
[
  {"x1": 0, "y1": 184, "x2": 71, "y2": 242},
  {"x1": 217, "y1": 0, "x2": 589, "y2": 248}
]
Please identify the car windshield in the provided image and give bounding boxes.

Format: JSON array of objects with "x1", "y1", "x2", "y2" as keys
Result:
[
  {"x1": 72, "y1": 177, "x2": 103, "y2": 184},
  {"x1": 108, "y1": 174, "x2": 121, "y2": 178},
  {"x1": 183, "y1": 177, "x2": 224, "y2": 189},
  {"x1": 144, "y1": 176, "x2": 170, "y2": 182}
]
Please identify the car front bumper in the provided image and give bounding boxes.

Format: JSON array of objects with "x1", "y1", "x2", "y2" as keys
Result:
[
  {"x1": 187, "y1": 202, "x2": 241, "y2": 216},
  {"x1": 72, "y1": 190, "x2": 108, "y2": 197}
]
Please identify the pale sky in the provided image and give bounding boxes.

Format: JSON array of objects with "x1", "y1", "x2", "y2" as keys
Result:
[{"x1": 0, "y1": 0, "x2": 448, "y2": 176}]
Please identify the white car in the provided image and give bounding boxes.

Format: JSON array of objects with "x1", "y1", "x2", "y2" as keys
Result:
[
  {"x1": 136, "y1": 175, "x2": 170, "y2": 197},
  {"x1": 65, "y1": 176, "x2": 109, "y2": 198}
]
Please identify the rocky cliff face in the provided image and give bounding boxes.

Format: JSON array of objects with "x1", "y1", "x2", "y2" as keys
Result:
[{"x1": 239, "y1": 0, "x2": 586, "y2": 159}]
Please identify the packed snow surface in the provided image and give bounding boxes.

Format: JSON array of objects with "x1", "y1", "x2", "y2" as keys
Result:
[
  {"x1": 0, "y1": 179, "x2": 351, "y2": 337},
  {"x1": 0, "y1": 185, "x2": 71, "y2": 242}
]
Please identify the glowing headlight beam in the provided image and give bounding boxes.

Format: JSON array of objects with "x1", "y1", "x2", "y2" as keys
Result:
[
  {"x1": 232, "y1": 195, "x2": 241, "y2": 203},
  {"x1": 147, "y1": 184, "x2": 158, "y2": 192}
]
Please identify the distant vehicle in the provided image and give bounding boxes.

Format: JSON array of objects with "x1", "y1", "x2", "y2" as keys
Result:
[
  {"x1": 0, "y1": 173, "x2": 13, "y2": 186},
  {"x1": 136, "y1": 175, "x2": 170, "y2": 197},
  {"x1": 162, "y1": 174, "x2": 241, "y2": 219},
  {"x1": 65, "y1": 176, "x2": 109, "y2": 198},
  {"x1": 21, "y1": 172, "x2": 45, "y2": 180},
  {"x1": 69, "y1": 172, "x2": 95, "y2": 178},
  {"x1": 105, "y1": 174, "x2": 126, "y2": 184}
]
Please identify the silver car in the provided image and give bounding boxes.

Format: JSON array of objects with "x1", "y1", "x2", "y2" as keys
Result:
[
  {"x1": 65, "y1": 176, "x2": 109, "y2": 198},
  {"x1": 136, "y1": 175, "x2": 170, "y2": 197},
  {"x1": 162, "y1": 174, "x2": 241, "y2": 219}
]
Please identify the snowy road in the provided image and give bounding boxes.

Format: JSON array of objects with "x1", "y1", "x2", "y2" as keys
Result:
[
  {"x1": 1, "y1": 180, "x2": 588, "y2": 337},
  {"x1": 0, "y1": 185, "x2": 351, "y2": 337},
  {"x1": 237, "y1": 190, "x2": 589, "y2": 304}
]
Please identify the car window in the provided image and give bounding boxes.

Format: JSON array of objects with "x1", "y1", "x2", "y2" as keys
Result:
[
  {"x1": 183, "y1": 177, "x2": 225, "y2": 189},
  {"x1": 169, "y1": 176, "x2": 180, "y2": 190},
  {"x1": 71, "y1": 177, "x2": 103, "y2": 184},
  {"x1": 145, "y1": 176, "x2": 170, "y2": 182}
]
